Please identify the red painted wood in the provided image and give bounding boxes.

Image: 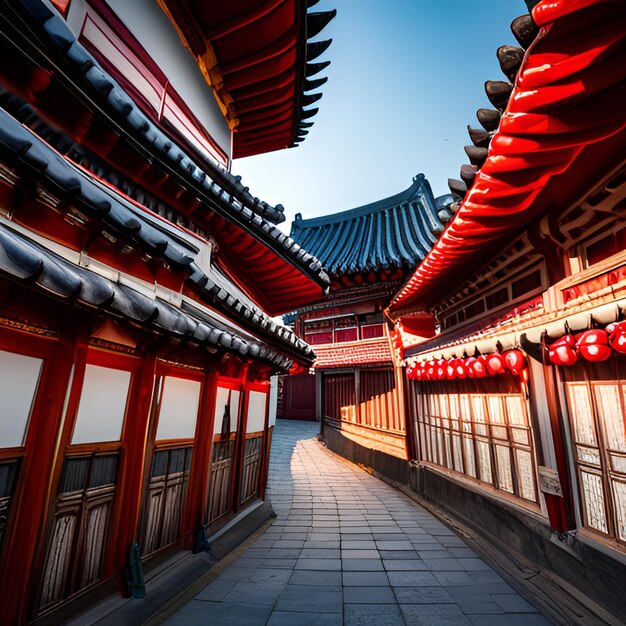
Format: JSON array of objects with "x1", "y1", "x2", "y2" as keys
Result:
[
  {"x1": 182, "y1": 369, "x2": 218, "y2": 539},
  {"x1": 82, "y1": 1, "x2": 228, "y2": 166},
  {"x1": 390, "y1": 0, "x2": 626, "y2": 311},
  {"x1": 280, "y1": 374, "x2": 316, "y2": 420},
  {"x1": 105, "y1": 352, "x2": 157, "y2": 581},
  {"x1": 0, "y1": 326, "x2": 76, "y2": 624}
]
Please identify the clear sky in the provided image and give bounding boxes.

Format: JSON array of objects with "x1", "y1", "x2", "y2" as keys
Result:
[{"x1": 231, "y1": 0, "x2": 526, "y2": 233}]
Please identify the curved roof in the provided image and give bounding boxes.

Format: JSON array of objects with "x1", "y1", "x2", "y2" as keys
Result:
[
  {"x1": 290, "y1": 175, "x2": 451, "y2": 277},
  {"x1": 159, "y1": 0, "x2": 336, "y2": 158},
  {"x1": 1, "y1": 0, "x2": 330, "y2": 314},
  {"x1": 389, "y1": 0, "x2": 626, "y2": 313}
]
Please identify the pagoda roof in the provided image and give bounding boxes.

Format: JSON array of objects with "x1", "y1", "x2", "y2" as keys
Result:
[
  {"x1": 0, "y1": 0, "x2": 330, "y2": 315},
  {"x1": 290, "y1": 175, "x2": 451, "y2": 277},
  {"x1": 0, "y1": 222, "x2": 295, "y2": 370},
  {"x1": 389, "y1": 0, "x2": 626, "y2": 314},
  {"x1": 0, "y1": 109, "x2": 316, "y2": 366},
  {"x1": 159, "y1": 0, "x2": 336, "y2": 158}
]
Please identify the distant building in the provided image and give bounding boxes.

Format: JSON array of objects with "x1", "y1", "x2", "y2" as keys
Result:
[
  {"x1": 283, "y1": 175, "x2": 450, "y2": 457},
  {"x1": 0, "y1": 0, "x2": 334, "y2": 621}
]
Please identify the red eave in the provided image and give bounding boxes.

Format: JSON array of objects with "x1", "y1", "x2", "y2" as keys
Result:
[
  {"x1": 313, "y1": 337, "x2": 393, "y2": 369},
  {"x1": 160, "y1": 0, "x2": 335, "y2": 158},
  {"x1": 389, "y1": 0, "x2": 626, "y2": 313}
]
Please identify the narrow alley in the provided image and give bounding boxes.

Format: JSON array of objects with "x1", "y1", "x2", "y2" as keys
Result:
[{"x1": 166, "y1": 420, "x2": 551, "y2": 625}]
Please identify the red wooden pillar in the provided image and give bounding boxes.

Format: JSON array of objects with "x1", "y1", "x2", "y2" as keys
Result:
[
  {"x1": 0, "y1": 327, "x2": 78, "y2": 625},
  {"x1": 106, "y1": 351, "x2": 157, "y2": 577},
  {"x1": 182, "y1": 368, "x2": 219, "y2": 540},
  {"x1": 256, "y1": 382, "x2": 272, "y2": 499}
]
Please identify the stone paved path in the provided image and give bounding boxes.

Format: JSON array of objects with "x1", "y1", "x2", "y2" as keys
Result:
[{"x1": 166, "y1": 420, "x2": 551, "y2": 625}]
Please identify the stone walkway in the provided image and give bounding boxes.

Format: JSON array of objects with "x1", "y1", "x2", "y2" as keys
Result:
[{"x1": 166, "y1": 420, "x2": 551, "y2": 625}]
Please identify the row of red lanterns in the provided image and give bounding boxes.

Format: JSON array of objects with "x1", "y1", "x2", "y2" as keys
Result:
[
  {"x1": 548, "y1": 322, "x2": 626, "y2": 367},
  {"x1": 407, "y1": 349, "x2": 527, "y2": 382}
]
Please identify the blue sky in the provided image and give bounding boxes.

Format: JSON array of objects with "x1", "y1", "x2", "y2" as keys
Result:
[{"x1": 232, "y1": 1, "x2": 526, "y2": 232}]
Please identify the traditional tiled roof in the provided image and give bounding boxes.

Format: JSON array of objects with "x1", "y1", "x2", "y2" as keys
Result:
[
  {"x1": 389, "y1": 0, "x2": 626, "y2": 313},
  {"x1": 0, "y1": 109, "x2": 316, "y2": 366},
  {"x1": 290, "y1": 175, "x2": 452, "y2": 277},
  {"x1": 0, "y1": 0, "x2": 330, "y2": 313},
  {"x1": 312, "y1": 337, "x2": 393, "y2": 369},
  {"x1": 159, "y1": 0, "x2": 336, "y2": 157},
  {"x1": 0, "y1": 223, "x2": 293, "y2": 370}
]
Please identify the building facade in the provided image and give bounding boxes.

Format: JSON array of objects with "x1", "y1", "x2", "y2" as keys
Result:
[
  {"x1": 0, "y1": 0, "x2": 334, "y2": 622},
  {"x1": 284, "y1": 176, "x2": 450, "y2": 459}
]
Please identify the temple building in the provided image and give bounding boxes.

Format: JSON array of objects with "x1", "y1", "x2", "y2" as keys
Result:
[
  {"x1": 311, "y1": 0, "x2": 625, "y2": 619},
  {"x1": 282, "y1": 175, "x2": 450, "y2": 457},
  {"x1": 0, "y1": 0, "x2": 334, "y2": 622}
]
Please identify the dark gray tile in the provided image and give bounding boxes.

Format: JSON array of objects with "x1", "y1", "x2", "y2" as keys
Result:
[
  {"x1": 342, "y1": 558, "x2": 384, "y2": 571},
  {"x1": 289, "y1": 570, "x2": 342, "y2": 586},
  {"x1": 468, "y1": 615, "x2": 552, "y2": 625},
  {"x1": 299, "y1": 548, "x2": 340, "y2": 559},
  {"x1": 267, "y1": 611, "x2": 342, "y2": 626},
  {"x1": 342, "y1": 571, "x2": 390, "y2": 586},
  {"x1": 343, "y1": 586, "x2": 396, "y2": 604},
  {"x1": 383, "y1": 559, "x2": 428, "y2": 571},
  {"x1": 275, "y1": 585, "x2": 342, "y2": 613},
  {"x1": 395, "y1": 586, "x2": 456, "y2": 604},
  {"x1": 295, "y1": 558, "x2": 341, "y2": 571},
  {"x1": 344, "y1": 603, "x2": 404, "y2": 626},
  {"x1": 387, "y1": 570, "x2": 439, "y2": 587}
]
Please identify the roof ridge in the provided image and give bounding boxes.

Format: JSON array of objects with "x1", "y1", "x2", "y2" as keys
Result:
[{"x1": 291, "y1": 174, "x2": 428, "y2": 230}]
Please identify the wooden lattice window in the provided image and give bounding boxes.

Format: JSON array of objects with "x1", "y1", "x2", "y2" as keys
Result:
[
  {"x1": 207, "y1": 383, "x2": 241, "y2": 525},
  {"x1": 562, "y1": 358, "x2": 626, "y2": 545},
  {"x1": 411, "y1": 376, "x2": 538, "y2": 503},
  {"x1": 140, "y1": 372, "x2": 202, "y2": 556},
  {"x1": 40, "y1": 353, "x2": 134, "y2": 610},
  {"x1": 324, "y1": 373, "x2": 356, "y2": 423}
]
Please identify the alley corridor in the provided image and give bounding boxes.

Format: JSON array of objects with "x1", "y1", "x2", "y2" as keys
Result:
[{"x1": 166, "y1": 420, "x2": 551, "y2": 625}]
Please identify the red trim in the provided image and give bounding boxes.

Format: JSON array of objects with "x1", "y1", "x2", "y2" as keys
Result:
[
  {"x1": 0, "y1": 326, "x2": 76, "y2": 624},
  {"x1": 81, "y1": 2, "x2": 228, "y2": 166},
  {"x1": 390, "y1": 0, "x2": 626, "y2": 311}
]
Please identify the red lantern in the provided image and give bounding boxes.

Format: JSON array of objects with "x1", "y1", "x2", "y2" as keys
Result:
[
  {"x1": 455, "y1": 358, "x2": 468, "y2": 379},
  {"x1": 446, "y1": 360, "x2": 456, "y2": 380},
  {"x1": 471, "y1": 355, "x2": 488, "y2": 378},
  {"x1": 486, "y1": 352, "x2": 506, "y2": 376},
  {"x1": 576, "y1": 329, "x2": 611, "y2": 362},
  {"x1": 504, "y1": 349, "x2": 526, "y2": 375},
  {"x1": 465, "y1": 357, "x2": 477, "y2": 378},
  {"x1": 608, "y1": 321, "x2": 626, "y2": 355},
  {"x1": 548, "y1": 335, "x2": 578, "y2": 366},
  {"x1": 406, "y1": 364, "x2": 415, "y2": 380},
  {"x1": 436, "y1": 359, "x2": 446, "y2": 380}
]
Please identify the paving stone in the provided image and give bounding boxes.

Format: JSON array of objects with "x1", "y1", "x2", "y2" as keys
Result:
[
  {"x1": 341, "y1": 540, "x2": 377, "y2": 549},
  {"x1": 342, "y1": 571, "x2": 390, "y2": 586},
  {"x1": 376, "y1": 540, "x2": 415, "y2": 550},
  {"x1": 342, "y1": 558, "x2": 385, "y2": 571},
  {"x1": 344, "y1": 585, "x2": 396, "y2": 604},
  {"x1": 395, "y1": 586, "x2": 456, "y2": 604},
  {"x1": 222, "y1": 580, "x2": 286, "y2": 606},
  {"x1": 167, "y1": 421, "x2": 551, "y2": 626},
  {"x1": 274, "y1": 585, "x2": 342, "y2": 613},
  {"x1": 299, "y1": 548, "x2": 340, "y2": 559},
  {"x1": 344, "y1": 603, "x2": 404, "y2": 626},
  {"x1": 468, "y1": 615, "x2": 552, "y2": 625},
  {"x1": 289, "y1": 569, "x2": 342, "y2": 586},
  {"x1": 295, "y1": 558, "x2": 341, "y2": 570},
  {"x1": 383, "y1": 559, "x2": 429, "y2": 571},
  {"x1": 267, "y1": 611, "x2": 342, "y2": 626},
  {"x1": 341, "y1": 549, "x2": 380, "y2": 559},
  {"x1": 387, "y1": 570, "x2": 439, "y2": 587}
]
